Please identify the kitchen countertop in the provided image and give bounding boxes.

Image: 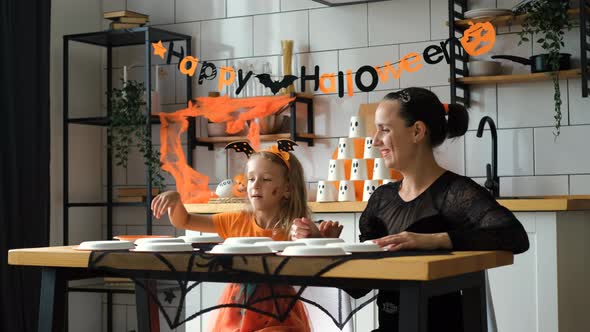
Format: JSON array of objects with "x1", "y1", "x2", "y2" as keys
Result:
[{"x1": 185, "y1": 196, "x2": 590, "y2": 214}]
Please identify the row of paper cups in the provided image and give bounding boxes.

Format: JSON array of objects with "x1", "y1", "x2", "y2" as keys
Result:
[
  {"x1": 317, "y1": 179, "x2": 396, "y2": 202},
  {"x1": 339, "y1": 137, "x2": 380, "y2": 159},
  {"x1": 329, "y1": 158, "x2": 389, "y2": 181}
]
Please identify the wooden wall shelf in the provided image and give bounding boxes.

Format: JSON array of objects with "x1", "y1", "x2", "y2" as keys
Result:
[{"x1": 455, "y1": 68, "x2": 583, "y2": 85}]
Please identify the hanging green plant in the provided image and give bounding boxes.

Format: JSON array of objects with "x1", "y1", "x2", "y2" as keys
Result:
[
  {"x1": 108, "y1": 80, "x2": 165, "y2": 191},
  {"x1": 514, "y1": 0, "x2": 572, "y2": 137}
]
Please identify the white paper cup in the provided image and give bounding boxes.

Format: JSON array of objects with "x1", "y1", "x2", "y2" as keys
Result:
[
  {"x1": 372, "y1": 158, "x2": 390, "y2": 180},
  {"x1": 327, "y1": 159, "x2": 346, "y2": 181},
  {"x1": 363, "y1": 136, "x2": 380, "y2": 159},
  {"x1": 350, "y1": 158, "x2": 369, "y2": 181},
  {"x1": 337, "y1": 180, "x2": 356, "y2": 202},
  {"x1": 316, "y1": 180, "x2": 337, "y2": 202},
  {"x1": 348, "y1": 116, "x2": 366, "y2": 138},
  {"x1": 337, "y1": 137, "x2": 354, "y2": 160},
  {"x1": 362, "y1": 180, "x2": 380, "y2": 201}
]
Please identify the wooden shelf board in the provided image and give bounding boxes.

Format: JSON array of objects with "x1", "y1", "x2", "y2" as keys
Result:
[
  {"x1": 454, "y1": 8, "x2": 584, "y2": 29},
  {"x1": 455, "y1": 69, "x2": 583, "y2": 85},
  {"x1": 195, "y1": 133, "x2": 320, "y2": 144}
]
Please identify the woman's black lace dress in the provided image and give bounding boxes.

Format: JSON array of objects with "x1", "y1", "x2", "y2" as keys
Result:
[{"x1": 353, "y1": 171, "x2": 529, "y2": 332}]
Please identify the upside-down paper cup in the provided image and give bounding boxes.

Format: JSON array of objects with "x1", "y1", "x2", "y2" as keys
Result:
[
  {"x1": 350, "y1": 158, "x2": 368, "y2": 181},
  {"x1": 363, "y1": 136, "x2": 380, "y2": 159},
  {"x1": 362, "y1": 180, "x2": 380, "y2": 201},
  {"x1": 316, "y1": 180, "x2": 337, "y2": 202},
  {"x1": 337, "y1": 137, "x2": 354, "y2": 160},
  {"x1": 327, "y1": 159, "x2": 346, "y2": 181},
  {"x1": 372, "y1": 158, "x2": 390, "y2": 180},
  {"x1": 348, "y1": 116, "x2": 366, "y2": 138},
  {"x1": 337, "y1": 180, "x2": 356, "y2": 202}
]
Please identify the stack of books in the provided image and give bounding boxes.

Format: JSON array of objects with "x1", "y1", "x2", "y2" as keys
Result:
[{"x1": 104, "y1": 10, "x2": 149, "y2": 30}]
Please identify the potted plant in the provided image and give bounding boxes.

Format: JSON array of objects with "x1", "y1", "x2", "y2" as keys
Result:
[
  {"x1": 108, "y1": 80, "x2": 165, "y2": 191},
  {"x1": 514, "y1": 0, "x2": 573, "y2": 137}
]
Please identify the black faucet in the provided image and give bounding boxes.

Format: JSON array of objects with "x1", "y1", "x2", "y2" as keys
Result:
[{"x1": 476, "y1": 116, "x2": 499, "y2": 198}]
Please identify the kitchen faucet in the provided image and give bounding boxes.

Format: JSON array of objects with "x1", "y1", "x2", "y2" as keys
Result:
[{"x1": 476, "y1": 116, "x2": 499, "y2": 198}]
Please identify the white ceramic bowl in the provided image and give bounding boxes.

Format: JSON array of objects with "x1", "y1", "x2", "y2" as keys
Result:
[
  {"x1": 178, "y1": 235, "x2": 224, "y2": 244},
  {"x1": 134, "y1": 242, "x2": 194, "y2": 252},
  {"x1": 280, "y1": 245, "x2": 348, "y2": 257},
  {"x1": 209, "y1": 244, "x2": 274, "y2": 255},
  {"x1": 223, "y1": 237, "x2": 274, "y2": 245},
  {"x1": 294, "y1": 238, "x2": 345, "y2": 246},
  {"x1": 326, "y1": 242, "x2": 384, "y2": 253},
  {"x1": 134, "y1": 237, "x2": 185, "y2": 245},
  {"x1": 76, "y1": 240, "x2": 135, "y2": 251},
  {"x1": 254, "y1": 241, "x2": 306, "y2": 251}
]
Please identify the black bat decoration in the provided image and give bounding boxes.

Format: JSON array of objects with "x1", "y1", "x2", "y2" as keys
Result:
[
  {"x1": 277, "y1": 139, "x2": 297, "y2": 152},
  {"x1": 255, "y1": 74, "x2": 298, "y2": 95},
  {"x1": 225, "y1": 141, "x2": 255, "y2": 158}
]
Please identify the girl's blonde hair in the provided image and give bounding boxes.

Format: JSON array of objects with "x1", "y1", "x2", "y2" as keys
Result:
[{"x1": 245, "y1": 151, "x2": 310, "y2": 238}]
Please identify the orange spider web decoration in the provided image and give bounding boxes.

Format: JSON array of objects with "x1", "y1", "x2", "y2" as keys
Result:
[{"x1": 159, "y1": 95, "x2": 294, "y2": 203}]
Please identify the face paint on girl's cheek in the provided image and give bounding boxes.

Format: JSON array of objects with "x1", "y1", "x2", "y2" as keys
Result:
[{"x1": 271, "y1": 188, "x2": 278, "y2": 196}]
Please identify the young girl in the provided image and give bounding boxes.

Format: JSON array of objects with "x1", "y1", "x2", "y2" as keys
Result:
[{"x1": 151, "y1": 142, "x2": 314, "y2": 332}]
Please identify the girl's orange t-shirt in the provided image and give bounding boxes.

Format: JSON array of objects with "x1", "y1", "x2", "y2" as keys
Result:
[{"x1": 212, "y1": 211, "x2": 288, "y2": 241}]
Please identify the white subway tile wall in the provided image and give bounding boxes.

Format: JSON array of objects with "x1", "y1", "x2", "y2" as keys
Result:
[{"x1": 100, "y1": 0, "x2": 590, "y2": 221}]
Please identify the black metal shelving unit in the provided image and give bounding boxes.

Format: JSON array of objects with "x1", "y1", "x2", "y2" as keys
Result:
[
  {"x1": 448, "y1": 0, "x2": 590, "y2": 107},
  {"x1": 448, "y1": 0, "x2": 470, "y2": 107},
  {"x1": 63, "y1": 26, "x2": 193, "y2": 332}
]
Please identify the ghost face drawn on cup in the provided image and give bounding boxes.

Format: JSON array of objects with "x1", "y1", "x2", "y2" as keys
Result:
[
  {"x1": 215, "y1": 179, "x2": 234, "y2": 198},
  {"x1": 337, "y1": 138, "x2": 353, "y2": 159},
  {"x1": 339, "y1": 183, "x2": 348, "y2": 196},
  {"x1": 350, "y1": 158, "x2": 368, "y2": 180},
  {"x1": 316, "y1": 180, "x2": 336, "y2": 202},
  {"x1": 348, "y1": 116, "x2": 365, "y2": 138},
  {"x1": 363, "y1": 136, "x2": 379, "y2": 159},
  {"x1": 362, "y1": 179, "x2": 379, "y2": 201},
  {"x1": 338, "y1": 180, "x2": 355, "y2": 201},
  {"x1": 328, "y1": 159, "x2": 345, "y2": 181}
]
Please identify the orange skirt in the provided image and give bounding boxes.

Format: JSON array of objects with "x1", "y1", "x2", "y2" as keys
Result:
[{"x1": 207, "y1": 283, "x2": 311, "y2": 332}]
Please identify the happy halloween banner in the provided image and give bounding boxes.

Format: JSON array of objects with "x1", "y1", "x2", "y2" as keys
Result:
[{"x1": 151, "y1": 21, "x2": 496, "y2": 98}]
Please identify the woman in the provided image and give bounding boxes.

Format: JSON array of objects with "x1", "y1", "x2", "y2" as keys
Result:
[{"x1": 292, "y1": 87, "x2": 529, "y2": 331}]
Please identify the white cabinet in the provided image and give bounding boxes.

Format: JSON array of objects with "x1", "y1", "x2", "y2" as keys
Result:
[{"x1": 487, "y1": 211, "x2": 590, "y2": 332}]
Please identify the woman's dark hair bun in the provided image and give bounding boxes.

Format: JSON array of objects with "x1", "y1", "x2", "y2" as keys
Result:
[
  {"x1": 382, "y1": 87, "x2": 469, "y2": 147},
  {"x1": 446, "y1": 103, "x2": 469, "y2": 139}
]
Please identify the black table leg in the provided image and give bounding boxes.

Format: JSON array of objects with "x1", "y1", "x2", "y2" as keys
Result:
[
  {"x1": 38, "y1": 267, "x2": 66, "y2": 332},
  {"x1": 462, "y1": 272, "x2": 488, "y2": 332},
  {"x1": 135, "y1": 279, "x2": 160, "y2": 332},
  {"x1": 399, "y1": 282, "x2": 428, "y2": 332}
]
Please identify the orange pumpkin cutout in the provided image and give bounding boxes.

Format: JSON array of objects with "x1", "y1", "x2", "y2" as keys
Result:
[
  {"x1": 330, "y1": 138, "x2": 402, "y2": 201},
  {"x1": 460, "y1": 21, "x2": 496, "y2": 57},
  {"x1": 232, "y1": 174, "x2": 247, "y2": 198}
]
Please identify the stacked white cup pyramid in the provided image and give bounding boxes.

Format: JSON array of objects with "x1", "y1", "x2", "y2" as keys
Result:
[{"x1": 317, "y1": 115, "x2": 396, "y2": 203}]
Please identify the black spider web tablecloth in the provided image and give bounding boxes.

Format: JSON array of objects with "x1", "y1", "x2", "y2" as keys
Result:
[{"x1": 88, "y1": 250, "x2": 449, "y2": 330}]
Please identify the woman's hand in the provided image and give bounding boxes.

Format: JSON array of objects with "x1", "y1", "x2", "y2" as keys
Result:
[
  {"x1": 290, "y1": 217, "x2": 322, "y2": 240},
  {"x1": 372, "y1": 232, "x2": 452, "y2": 251},
  {"x1": 319, "y1": 221, "x2": 343, "y2": 238},
  {"x1": 151, "y1": 191, "x2": 182, "y2": 219}
]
